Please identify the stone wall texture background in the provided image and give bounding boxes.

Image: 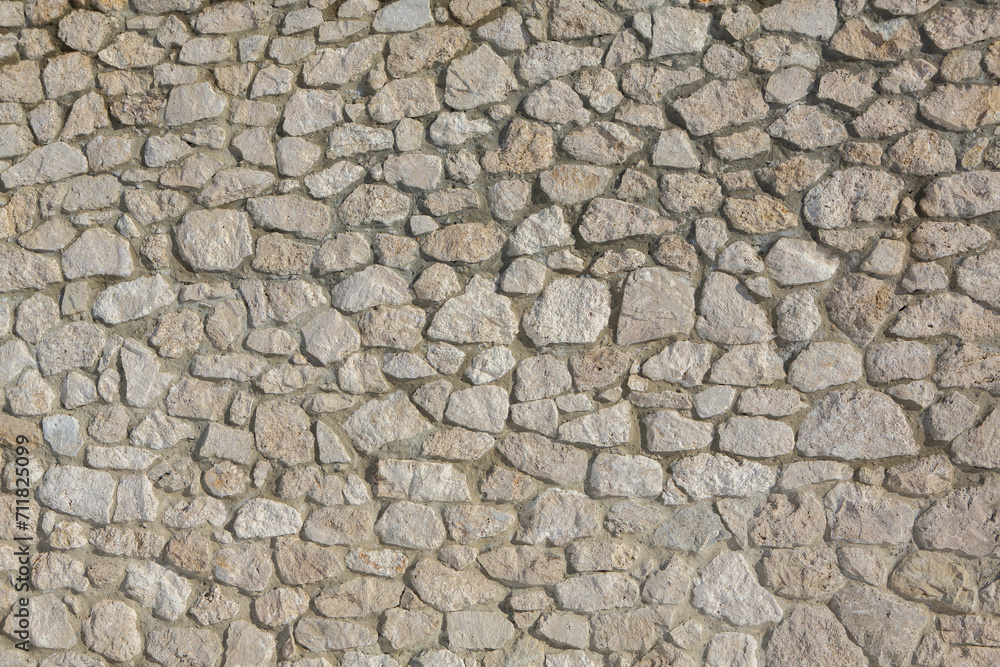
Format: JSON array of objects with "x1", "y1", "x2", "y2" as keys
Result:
[{"x1": 1, "y1": 0, "x2": 1000, "y2": 663}]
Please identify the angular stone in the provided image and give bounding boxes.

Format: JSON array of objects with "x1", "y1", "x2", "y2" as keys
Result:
[
  {"x1": 797, "y1": 389, "x2": 915, "y2": 459},
  {"x1": 825, "y1": 482, "x2": 916, "y2": 545},
  {"x1": 579, "y1": 198, "x2": 672, "y2": 244},
  {"x1": 482, "y1": 118, "x2": 554, "y2": 173},
  {"x1": 921, "y1": 170, "x2": 1000, "y2": 219},
  {"x1": 674, "y1": 80, "x2": 768, "y2": 136},
  {"x1": 234, "y1": 499, "x2": 302, "y2": 538},
  {"x1": 889, "y1": 551, "x2": 976, "y2": 614},
  {"x1": 696, "y1": 272, "x2": 773, "y2": 345},
  {"x1": 498, "y1": 433, "x2": 587, "y2": 485},
  {"x1": 558, "y1": 402, "x2": 631, "y2": 448},
  {"x1": 315, "y1": 577, "x2": 405, "y2": 618},
  {"x1": 643, "y1": 410, "x2": 714, "y2": 453},
  {"x1": 410, "y1": 558, "x2": 505, "y2": 611},
  {"x1": 2, "y1": 142, "x2": 86, "y2": 188},
  {"x1": 422, "y1": 223, "x2": 503, "y2": 263},
  {"x1": 672, "y1": 454, "x2": 776, "y2": 500},
  {"x1": 376, "y1": 501, "x2": 445, "y2": 550},
  {"x1": 478, "y1": 546, "x2": 564, "y2": 585},
  {"x1": 295, "y1": 619, "x2": 377, "y2": 652},
  {"x1": 825, "y1": 274, "x2": 898, "y2": 345},
  {"x1": 551, "y1": 0, "x2": 620, "y2": 39},
  {"x1": 523, "y1": 277, "x2": 610, "y2": 346},
  {"x1": 920, "y1": 85, "x2": 1000, "y2": 132},
  {"x1": 761, "y1": 546, "x2": 845, "y2": 600},
  {"x1": 343, "y1": 391, "x2": 432, "y2": 453},
  {"x1": 443, "y1": 505, "x2": 515, "y2": 545},
  {"x1": 617, "y1": 268, "x2": 695, "y2": 346},
  {"x1": 556, "y1": 573, "x2": 639, "y2": 613},
  {"x1": 693, "y1": 551, "x2": 783, "y2": 626},
  {"x1": 719, "y1": 416, "x2": 796, "y2": 459},
  {"x1": 765, "y1": 238, "x2": 838, "y2": 285},
  {"x1": 769, "y1": 105, "x2": 848, "y2": 151},
  {"x1": 37, "y1": 465, "x2": 115, "y2": 524},
  {"x1": 516, "y1": 489, "x2": 601, "y2": 546},
  {"x1": 303, "y1": 36, "x2": 386, "y2": 87},
  {"x1": 93, "y1": 274, "x2": 176, "y2": 325},
  {"x1": 723, "y1": 194, "x2": 798, "y2": 234},
  {"x1": 765, "y1": 606, "x2": 867, "y2": 667},
  {"x1": 428, "y1": 275, "x2": 517, "y2": 344},
  {"x1": 83, "y1": 600, "x2": 142, "y2": 661},
  {"x1": 447, "y1": 611, "x2": 515, "y2": 650},
  {"x1": 444, "y1": 44, "x2": 517, "y2": 110},
  {"x1": 540, "y1": 166, "x2": 613, "y2": 206},
  {"x1": 253, "y1": 400, "x2": 313, "y2": 465},
  {"x1": 760, "y1": 0, "x2": 837, "y2": 38},
  {"x1": 590, "y1": 454, "x2": 662, "y2": 498},
  {"x1": 62, "y1": 228, "x2": 133, "y2": 279},
  {"x1": 831, "y1": 585, "x2": 927, "y2": 667},
  {"x1": 562, "y1": 122, "x2": 641, "y2": 166},
  {"x1": 915, "y1": 480, "x2": 1000, "y2": 557},
  {"x1": 787, "y1": 342, "x2": 863, "y2": 393},
  {"x1": 650, "y1": 6, "x2": 710, "y2": 57}
]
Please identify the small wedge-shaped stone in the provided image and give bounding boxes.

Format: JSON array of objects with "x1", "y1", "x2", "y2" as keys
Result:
[{"x1": 693, "y1": 551, "x2": 783, "y2": 626}]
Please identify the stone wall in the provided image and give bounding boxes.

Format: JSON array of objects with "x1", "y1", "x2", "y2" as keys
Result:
[{"x1": 0, "y1": 0, "x2": 997, "y2": 663}]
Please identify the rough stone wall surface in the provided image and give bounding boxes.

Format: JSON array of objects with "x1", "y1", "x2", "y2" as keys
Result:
[{"x1": 1, "y1": 0, "x2": 1000, "y2": 664}]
